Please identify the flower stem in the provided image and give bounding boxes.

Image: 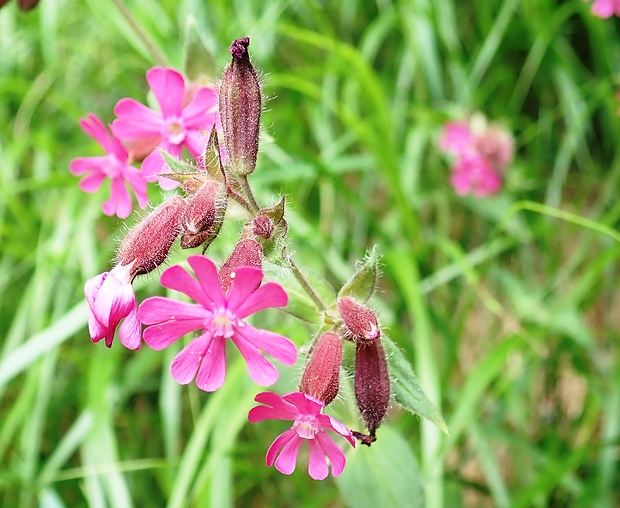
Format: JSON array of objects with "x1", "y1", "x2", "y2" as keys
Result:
[
  {"x1": 287, "y1": 254, "x2": 328, "y2": 311},
  {"x1": 111, "y1": 0, "x2": 168, "y2": 67},
  {"x1": 227, "y1": 186, "x2": 254, "y2": 214},
  {"x1": 239, "y1": 176, "x2": 260, "y2": 214}
]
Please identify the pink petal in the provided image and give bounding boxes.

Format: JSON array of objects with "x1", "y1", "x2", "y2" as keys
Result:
[
  {"x1": 146, "y1": 67, "x2": 185, "y2": 119},
  {"x1": 235, "y1": 324, "x2": 297, "y2": 366},
  {"x1": 226, "y1": 266, "x2": 264, "y2": 312},
  {"x1": 317, "y1": 414, "x2": 355, "y2": 445},
  {"x1": 248, "y1": 392, "x2": 300, "y2": 423},
  {"x1": 112, "y1": 98, "x2": 163, "y2": 138},
  {"x1": 187, "y1": 255, "x2": 226, "y2": 309},
  {"x1": 591, "y1": 0, "x2": 615, "y2": 17},
  {"x1": 183, "y1": 130, "x2": 208, "y2": 158},
  {"x1": 234, "y1": 282, "x2": 288, "y2": 319},
  {"x1": 170, "y1": 334, "x2": 211, "y2": 384},
  {"x1": 78, "y1": 171, "x2": 107, "y2": 193},
  {"x1": 231, "y1": 334, "x2": 280, "y2": 386},
  {"x1": 143, "y1": 319, "x2": 205, "y2": 350},
  {"x1": 140, "y1": 148, "x2": 166, "y2": 181},
  {"x1": 70, "y1": 156, "x2": 107, "y2": 176},
  {"x1": 105, "y1": 178, "x2": 132, "y2": 218},
  {"x1": 282, "y1": 392, "x2": 323, "y2": 416},
  {"x1": 307, "y1": 438, "x2": 329, "y2": 480},
  {"x1": 194, "y1": 335, "x2": 227, "y2": 391},
  {"x1": 88, "y1": 309, "x2": 107, "y2": 343},
  {"x1": 182, "y1": 87, "x2": 218, "y2": 128},
  {"x1": 92, "y1": 273, "x2": 134, "y2": 327},
  {"x1": 160, "y1": 264, "x2": 216, "y2": 311},
  {"x1": 123, "y1": 169, "x2": 149, "y2": 208},
  {"x1": 274, "y1": 431, "x2": 304, "y2": 475},
  {"x1": 138, "y1": 297, "x2": 207, "y2": 324},
  {"x1": 316, "y1": 432, "x2": 347, "y2": 476},
  {"x1": 118, "y1": 305, "x2": 142, "y2": 350},
  {"x1": 265, "y1": 428, "x2": 297, "y2": 467},
  {"x1": 80, "y1": 114, "x2": 114, "y2": 154}
]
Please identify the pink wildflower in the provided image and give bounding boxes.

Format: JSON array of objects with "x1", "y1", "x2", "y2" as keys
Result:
[
  {"x1": 69, "y1": 113, "x2": 147, "y2": 219},
  {"x1": 248, "y1": 391, "x2": 355, "y2": 480},
  {"x1": 587, "y1": 0, "x2": 620, "y2": 18},
  {"x1": 450, "y1": 154, "x2": 502, "y2": 197},
  {"x1": 138, "y1": 255, "x2": 297, "y2": 391},
  {"x1": 439, "y1": 114, "x2": 513, "y2": 197},
  {"x1": 111, "y1": 67, "x2": 218, "y2": 189},
  {"x1": 85, "y1": 263, "x2": 141, "y2": 350}
]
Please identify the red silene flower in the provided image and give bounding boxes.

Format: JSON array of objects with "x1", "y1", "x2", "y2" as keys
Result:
[
  {"x1": 248, "y1": 391, "x2": 355, "y2": 480},
  {"x1": 112, "y1": 67, "x2": 218, "y2": 189}
]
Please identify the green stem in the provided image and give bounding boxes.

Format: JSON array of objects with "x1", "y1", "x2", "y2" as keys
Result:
[
  {"x1": 287, "y1": 255, "x2": 328, "y2": 311},
  {"x1": 239, "y1": 176, "x2": 260, "y2": 214},
  {"x1": 227, "y1": 186, "x2": 253, "y2": 214},
  {"x1": 112, "y1": 0, "x2": 167, "y2": 67}
]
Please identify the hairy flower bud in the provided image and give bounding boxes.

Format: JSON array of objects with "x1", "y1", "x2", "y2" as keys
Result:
[
  {"x1": 252, "y1": 214, "x2": 274, "y2": 239},
  {"x1": 299, "y1": 332, "x2": 343, "y2": 406},
  {"x1": 116, "y1": 195, "x2": 186, "y2": 277},
  {"x1": 337, "y1": 297, "x2": 380, "y2": 343},
  {"x1": 355, "y1": 340, "x2": 390, "y2": 437},
  {"x1": 219, "y1": 37, "x2": 261, "y2": 176},
  {"x1": 219, "y1": 238, "x2": 263, "y2": 292},
  {"x1": 180, "y1": 180, "x2": 227, "y2": 249}
]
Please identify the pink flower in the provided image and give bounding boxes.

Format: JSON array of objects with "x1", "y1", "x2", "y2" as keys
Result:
[
  {"x1": 438, "y1": 121, "x2": 476, "y2": 157},
  {"x1": 450, "y1": 154, "x2": 502, "y2": 197},
  {"x1": 439, "y1": 114, "x2": 513, "y2": 197},
  {"x1": 69, "y1": 114, "x2": 148, "y2": 218},
  {"x1": 138, "y1": 255, "x2": 297, "y2": 391},
  {"x1": 248, "y1": 391, "x2": 355, "y2": 480},
  {"x1": 587, "y1": 0, "x2": 620, "y2": 18},
  {"x1": 111, "y1": 67, "x2": 218, "y2": 189},
  {"x1": 85, "y1": 263, "x2": 141, "y2": 350}
]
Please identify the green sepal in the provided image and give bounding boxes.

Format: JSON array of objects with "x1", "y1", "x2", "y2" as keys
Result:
[
  {"x1": 338, "y1": 245, "x2": 380, "y2": 303},
  {"x1": 383, "y1": 335, "x2": 449, "y2": 435},
  {"x1": 283, "y1": 287, "x2": 320, "y2": 323}
]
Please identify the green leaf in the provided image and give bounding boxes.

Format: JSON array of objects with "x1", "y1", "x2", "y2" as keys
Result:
[
  {"x1": 383, "y1": 335, "x2": 448, "y2": 435},
  {"x1": 338, "y1": 245, "x2": 379, "y2": 303},
  {"x1": 336, "y1": 425, "x2": 425, "y2": 508},
  {"x1": 283, "y1": 287, "x2": 320, "y2": 323}
]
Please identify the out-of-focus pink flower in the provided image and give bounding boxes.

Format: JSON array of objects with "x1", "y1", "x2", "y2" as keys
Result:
[
  {"x1": 248, "y1": 391, "x2": 355, "y2": 480},
  {"x1": 112, "y1": 67, "x2": 218, "y2": 189},
  {"x1": 138, "y1": 255, "x2": 296, "y2": 391},
  {"x1": 69, "y1": 114, "x2": 148, "y2": 218},
  {"x1": 439, "y1": 114, "x2": 513, "y2": 197},
  {"x1": 450, "y1": 154, "x2": 502, "y2": 197},
  {"x1": 85, "y1": 263, "x2": 141, "y2": 350},
  {"x1": 586, "y1": 0, "x2": 620, "y2": 18}
]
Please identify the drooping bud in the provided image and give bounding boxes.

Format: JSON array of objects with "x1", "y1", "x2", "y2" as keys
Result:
[
  {"x1": 180, "y1": 180, "x2": 227, "y2": 249},
  {"x1": 116, "y1": 195, "x2": 186, "y2": 278},
  {"x1": 219, "y1": 37, "x2": 261, "y2": 176},
  {"x1": 299, "y1": 332, "x2": 343, "y2": 406},
  {"x1": 219, "y1": 238, "x2": 263, "y2": 292},
  {"x1": 337, "y1": 297, "x2": 380, "y2": 343},
  {"x1": 355, "y1": 340, "x2": 390, "y2": 438}
]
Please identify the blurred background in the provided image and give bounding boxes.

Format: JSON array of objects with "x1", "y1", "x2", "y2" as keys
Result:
[{"x1": 0, "y1": 0, "x2": 619, "y2": 506}]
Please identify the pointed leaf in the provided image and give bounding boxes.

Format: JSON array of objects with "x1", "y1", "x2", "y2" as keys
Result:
[
  {"x1": 261, "y1": 195, "x2": 286, "y2": 225},
  {"x1": 338, "y1": 246, "x2": 379, "y2": 303},
  {"x1": 383, "y1": 335, "x2": 448, "y2": 435}
]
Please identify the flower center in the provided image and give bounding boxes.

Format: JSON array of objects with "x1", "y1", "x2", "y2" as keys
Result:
[
  {"x1": 210, "y1": 308, "x2": 236, "y2": 338},
  {"x1": 103, "y1": 155, "x2": 123, "y2": 179},
  {"x1": 293, "y1": 415, "x2": 319, "y2": 440},
  {"x1": 164, "y1": 118, "x2": 186, "y2": 145}
]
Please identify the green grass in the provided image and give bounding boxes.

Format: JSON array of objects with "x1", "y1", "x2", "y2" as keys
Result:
[{"x1": 1, "y1": 0, "x2": 619, "y2": 506}]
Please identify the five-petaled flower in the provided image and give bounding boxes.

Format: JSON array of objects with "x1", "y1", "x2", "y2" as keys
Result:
[
  {"x1": 85, "y1": 263, "x2": 142, "y2": 350},
  {"x1": 248, "y1": 391, "x2": 355, "y2": 480},
  {"x1": 138, "y1": 255, "x2": 297, "y2": 391},
  {"x1": 112, "y1": 67, "x2": 218, "y2": 189},
  {"x1": 69, "y1": 113, "x2": 148, "y2": 218}
]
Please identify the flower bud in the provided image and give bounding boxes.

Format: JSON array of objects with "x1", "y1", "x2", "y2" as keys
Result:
[
  {"x1": 219, "y1": 37, "x2": 261, "y2": 176},
  {"x1": 337, "y1": 297, "x2": 380, "y2": 343},
  {"x1": 355, "y1": 340, "x2": 390, "y2": 437},
  {"x1": 116, "y1": 195, "x2": 186, "y2": 277},
  {"x1": 219, "y1": 238, "x2": 263, "y2": 292},
  {"x1": 299, "y1": 332, "x2": 343, "y2": 406},
  {"x1": 252, "y1": 214, "x2": 274, "y2": 239},
  {"x1": 180, "y1": 180, "x2": 227, "y2": 249}
]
